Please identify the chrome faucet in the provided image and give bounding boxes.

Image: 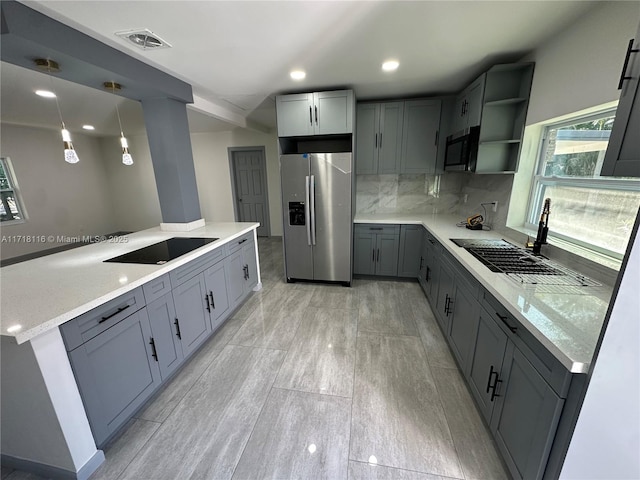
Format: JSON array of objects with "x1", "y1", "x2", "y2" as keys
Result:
[{"x1": 526, "y1": 198, "x2": 550, "y2": 255}]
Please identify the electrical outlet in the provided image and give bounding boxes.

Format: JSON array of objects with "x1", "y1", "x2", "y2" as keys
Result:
[{"x1": 492, "y1": 201, "x2": 498, "y2": 212}]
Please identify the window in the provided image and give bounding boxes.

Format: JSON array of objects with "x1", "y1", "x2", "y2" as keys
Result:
[
  {"x1": 528, "y1": 110, "x2": 640, "y2": 258},
  {"x1": 0, "y1": 157, "x2": 26, "y2": 224}
]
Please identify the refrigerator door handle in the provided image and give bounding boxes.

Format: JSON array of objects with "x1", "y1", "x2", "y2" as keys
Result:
[
  {"x1": 305, "y1": 175, "x2": 312, "y2": 246},
  {"x1": 310, "y1": 174, "x2": 316, "y2": 245}
]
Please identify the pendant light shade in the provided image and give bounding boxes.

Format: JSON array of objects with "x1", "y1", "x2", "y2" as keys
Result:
[
  {"x1": 121, "y1": 135, "x2": 133, "y2": 166},
  {"x1": 104, "y1": 82, "x2": 134, "y2": 166},
  {"x1": 62, "y1": 127, "x2": 80, "y2": 164}
]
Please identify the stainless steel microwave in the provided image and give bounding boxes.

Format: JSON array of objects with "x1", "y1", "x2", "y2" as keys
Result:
[{"x1": 444, "y1": 126, "x2": 480, "y2": 171}]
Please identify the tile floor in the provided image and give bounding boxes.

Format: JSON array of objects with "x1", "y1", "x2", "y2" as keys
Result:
[{"x1": 2, "y1": 237, "x2": 509, "y2": 480}]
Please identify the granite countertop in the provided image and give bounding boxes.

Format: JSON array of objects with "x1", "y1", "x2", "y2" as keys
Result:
[
  {"x1": 355, "y1": 212, "x2": 613, "y2": 373},
  {"x1": 1, "y1": 222, "x2": 259, "y2": 345}
]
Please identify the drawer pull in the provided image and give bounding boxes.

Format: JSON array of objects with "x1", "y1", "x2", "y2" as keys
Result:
[
  {"x1": 99, "y1": 305, "x2": 130, "y2": 323},
  {"x1": 496, "y1": 313, "x2": 517, "y2": 333},
  {"x1": 174, "y1": 318, "x2": 182, "y2": 339},
  {"x1": 238, "y1": 238, "x2": 247, "y2": 245},
  {"x1": 369, "y1": 227, "x2": 383, "y2": 231}
]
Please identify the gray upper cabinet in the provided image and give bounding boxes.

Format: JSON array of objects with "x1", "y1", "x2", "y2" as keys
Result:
[
  {"x1": 452, "y1": 75, "x2": 486, "y2": 134},
  {"x1": 398, "y1": 225, "x2": 423, "y2": 277},
  {"x1": 355, "y1": 102, "x2": 404, "y2": 174},
  {"x1": 276, "y1": 90, "x2": 354, "y2": 137},
  {"x1": 172, "y1": 274, "x2": 212, "y2": 358},
  {"x1": 147, "y1": 292, "x2": 183, "y2": 380},
  {"x1": 602, "y1": 22, "x2": 640, "y2": 177},
  {"x1": 400, "y1": 99, "x2": 441, "y2": 174},
  {"x1": 67, "y1": 308, "x2": 162, "y2": 447}
]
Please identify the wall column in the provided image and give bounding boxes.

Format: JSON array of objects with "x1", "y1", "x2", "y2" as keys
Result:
[{"x1": 142, "y1": 98, "x2": 202, "y2": 224}]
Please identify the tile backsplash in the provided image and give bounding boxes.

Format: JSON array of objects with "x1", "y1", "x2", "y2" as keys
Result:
[{"x1": 356, "y1": 172, "x2": 514, "y2": 230}]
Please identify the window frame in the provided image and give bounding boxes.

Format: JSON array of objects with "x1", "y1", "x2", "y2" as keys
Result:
[
  {"x1": 0, "y1": 157, "x2": 27, "y2": 225},
  {"x1": 526, "y1": 108, "x2": 640, "y2": 259}
]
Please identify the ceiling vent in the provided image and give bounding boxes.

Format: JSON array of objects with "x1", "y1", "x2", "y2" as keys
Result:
[{"x1": 115, "y1": 29, "x2": 172, "y2": 50}]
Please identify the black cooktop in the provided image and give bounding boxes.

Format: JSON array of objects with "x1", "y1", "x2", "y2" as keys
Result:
[{"x1": 104, "y1": 237, "x2": 218, "y2": 265}]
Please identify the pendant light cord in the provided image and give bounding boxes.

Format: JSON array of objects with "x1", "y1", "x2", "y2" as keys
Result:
[
  {"x1": 111, "y1": 85, "x2": 125, "y2": 136},
  {"x1": 47, "y1": 67, "x2": 66, "y2": 128}
]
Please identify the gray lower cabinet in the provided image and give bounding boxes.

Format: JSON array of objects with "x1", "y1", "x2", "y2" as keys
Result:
[
  {"x1": 434, "y1": 256, "x2": 455, "y2": 333},
  {"x1": 354, "y1": 225, "x2": 400, "y2": 276},
  {"x1": 418, "y1": 230, "x2": 439, "y2": 303},
  {"x1": 467, "y1": 307, "x2": 509, "y2": 422},
  {"x1": 147, "y1": 293, "x2": 183, "y2": 380},
  {"x1": 203, "y1": 260, "x2": 231, "y2": 331},
  {"x1": 172, "y1": 274, "x2": 212, "y2": 358},
  {"x1": 491, "y1": 344, "x2": 565, "y2": 480},
  {"x1": 67, "y1": 308, "x2": 162, "y2": 447},
  {"x1": 447, "y1": 281, "x2": 481, "y2": 375},
  {"x1": 226, "y1": 236, "x2": 258, "y2": 308},
  {"x1": 398, "y1": 225, "x2": 423, "y2": 277}
]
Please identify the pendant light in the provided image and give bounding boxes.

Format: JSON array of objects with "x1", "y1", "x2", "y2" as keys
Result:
[
  {"x1": 35, "y1": 59, "x2": 80, "y2": 164},
  {"x1": 104, "y1": 82, "x2": 134, "y2": 166}
]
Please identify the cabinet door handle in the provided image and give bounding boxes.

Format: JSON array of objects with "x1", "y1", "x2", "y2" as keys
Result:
[
  {"x1": 444, "y1": 294, "x2": 450, "y2": 314},
  {"x1": 419, "y1": 256, "x2": 424, "y2": 270},
  {"x1": 99, "y1": 304, "x2": 130, "y2": 323},
  {"x1": 379, "y1": 132, "x2": 382, "y2": 148},
  {"x1": 496, "y1": 313, "x2": 517, "y2": 333},
  {"x1": 174, "y1": 318, "x2": 182, "y2": 339},
  {"x1": 376, "y1": 248, "x2": 380, "y2": 263},
  {"x1": 487, "y1": 365, "x2": 501, "y2": 401},
  {"x1": 209, "y1": 291, "x2": 215, "y2": 309},
  {"x1": 246, "y1": 265, "x2": 250, "y2": 280},
  {"x1": 446, "y1": 298, "x2": 454, "y2": 316},
  {"x1": 375, "y1": 133, "x2": 378, "y2": 149},
  {"x1": 426, "y1": 266, "x2": 430, "y2": 282},
  {"x1": 434, "y1": 130, "x2": 439, "y2": 147},
  {"x1": 618, "y1": 38, "x2": 639, "y2": 90},
  {"x1": 149, "y1": 337, "x2": 158, "y2": 362},
  {"x1": 309, "y1": 106, "x2": 313, "y2": 125},
  {"x1": 315, "y1": 105, "x2": 318, "y2": 124},
  {"x1": 205, "y1": 294, "x2": 211, "y2": 313},
  {"x1": 372, "y1": 249, "x2": 375, "y2": 262}
]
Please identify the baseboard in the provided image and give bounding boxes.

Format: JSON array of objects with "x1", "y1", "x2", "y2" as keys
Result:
[{"x1": 1, "y1": 450, "x2": 104, "y2": 480}]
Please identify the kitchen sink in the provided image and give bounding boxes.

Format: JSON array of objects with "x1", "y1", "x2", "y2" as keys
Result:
[{"x1": 450, "y1": 239, "x2": 600, "y2": 291}]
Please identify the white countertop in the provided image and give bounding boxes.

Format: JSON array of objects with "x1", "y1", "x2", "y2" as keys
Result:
[
  {"x1": 355, "y1": 212, "x2": 613, "y2": 373},
  {"x1": 1, "y1": 222, "x2": 259, "y2": 345}
]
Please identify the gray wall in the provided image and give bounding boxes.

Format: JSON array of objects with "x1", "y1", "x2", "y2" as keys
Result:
[
  {"x1": 0, "y1": 124, "x2": 117, "y2": 260},
  {"x1": 98, "y1": 135, "x2": 162, "y2": 232}
]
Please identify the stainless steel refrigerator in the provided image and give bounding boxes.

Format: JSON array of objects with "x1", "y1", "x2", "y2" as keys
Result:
[{"x1": 281, "y1": 153, "x2": 352, "y2": 285}]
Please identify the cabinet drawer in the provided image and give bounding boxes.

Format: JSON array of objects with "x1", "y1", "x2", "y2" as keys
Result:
[
  {"x1": 60, "y1": 287, "x2": 145, "y2": 351},
  {"x1": 227, "y1": 232, "x2": 253, "y2": 255},
  {"x1": 354, "y1": 224, "x2": 400, "y2": 235},
  {"x1": 169, "y1": 246, "x2": 226, "y2": 287},
  {"x1": 482, "y1": 291, "x2": 572, "y2": 397},
  {"x1": 143, "y1": 274, "x2": 172, "y2": 304}
]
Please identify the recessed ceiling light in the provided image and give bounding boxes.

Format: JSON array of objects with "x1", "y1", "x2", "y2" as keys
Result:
[
  {"x1": 35, "y1": 90, "x2": 56, "y2": 98},
  {"x1": 382, "y1": 60, "x2": 400, "y2": 72},
  {"x1": 82, "y1": 125, "x2": 95, "y2": 131},
  {"x1": 290, "y1": 70, "x2": 306, "y2": 81}
]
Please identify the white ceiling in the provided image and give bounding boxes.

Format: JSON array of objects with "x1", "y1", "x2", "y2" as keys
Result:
[{"x1": 3, "y1": 0, "x2": 603, "y2": 136}]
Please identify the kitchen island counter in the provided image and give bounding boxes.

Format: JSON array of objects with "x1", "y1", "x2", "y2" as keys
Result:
[
  {"x1": 1, "y1": 222, "x2": 259, "y2": 345},
  {"x1": 354, "y1": 212, "x2": 613, "y2": 374}
]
